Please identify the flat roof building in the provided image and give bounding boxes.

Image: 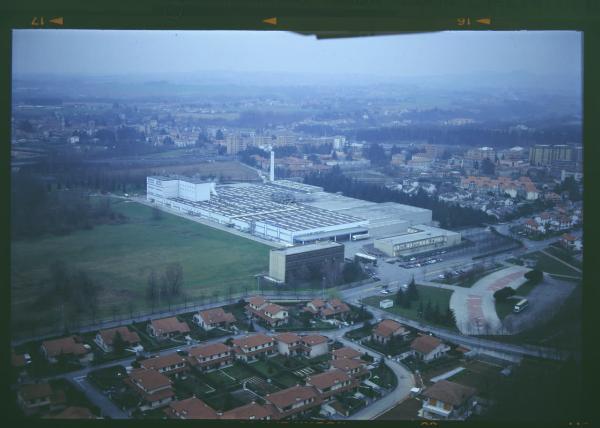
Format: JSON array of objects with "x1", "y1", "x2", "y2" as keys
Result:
[
  {"x1": 269, "y1": 242, "x2": 345, "y2": 283},
  {"x1": 374, "y1": 225, "x2": 461, "y2": 257}
]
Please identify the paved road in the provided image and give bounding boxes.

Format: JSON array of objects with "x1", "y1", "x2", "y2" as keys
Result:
[
  {"x1": 336, "y1": 337, "x2": 415, "y2": 420},
  {"x1": 449, "y1": 265, "x2": 531, "y2": 335}
]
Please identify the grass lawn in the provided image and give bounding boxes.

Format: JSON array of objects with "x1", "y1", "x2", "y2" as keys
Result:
[
  {"x1": 11, "y1": 198, "x2": 270, "y2": 336},
  {"x1": 204, "y1": 369, "x2": 240, "y2": 388},
  {"x1": 222, "y1": 363, "x2": 256, "y2": 381},
  {"x1": 248, "y1": 360, "x2": 277, "y2": 378},
  {"x1": 521, "y1": 251, "x2": 581, "y2": 277},
  {"x1": 273, "y1": 373, "x2": 301, "y2": 388},
  {"x1": 363, "y1": 285, "x2": 455, "y2": 330},
  {"x1": 376, "y1": 397, "x2": 423, "y2": 420},
  {"x1": 446, "y1": 359, "x2": 504, "y2": 399}
]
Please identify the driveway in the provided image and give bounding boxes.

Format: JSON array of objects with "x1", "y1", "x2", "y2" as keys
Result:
[
  {"x1": 336, "y1": 337, "x2": 415, "y2": 420},
  {"x1": 502, "y1": 275, "x2": 578, "y2": 334},
  {"x1": 450, "y1": 265, "x2": 530, "y2": 335}
]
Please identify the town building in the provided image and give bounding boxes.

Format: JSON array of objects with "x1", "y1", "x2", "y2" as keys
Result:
[
  {"x1": 246, "y1": 297, "x2": 289, "y2": 327},
  {"x1": 306, "y1": 369, "x2": 355, "y2": 400},
  {"x1": 232, "y1": 334, "x2": 277, "y2": 362},
  {"x1": 265, "y1": 385, "x2": 321, "y2": 419},
  {"x1": 465, "y1": 147, "x2": 495, "y2": 161},
  {"x1": 140, "y1": 354, "x2": 188, "y2": 378},
  {"x1": 304, "y1": 298, "x2": 351, "y2": 320},
  {"x1": 371, "y1": 319, "x2": 410, "y2": 344},
  {"x1": 420, "y1": 380, "x2": 477, "y2": 420},
  {"x1": 126, "y1": 368, "x2": 175, "y2": 411},
  {"x1": 331, "y1": 347, "x2": 362, "y2": 360},
  {"x1": 94, "y1": 326, "x2": 142, "y2": 353},
  {"x1": 147, "y1": 317, "x2": 190, "y2": 340},
  {"x1": 193, "y1": 308, "x2": 236, "y2": 331},
  {"x1": 220, "y1": 402, "x2": 275, "y2": 420},
  {"x1": 17, "y1": 383, "x2": 66, "y2": 416},
  {"x1": 165, "y1": 397, "x2": 218, "y2": 419},
  {"x1": 410, "y1": 335, "x2": 450, "y2": 363},
  {"x1": 269, "y1": 242, "x2": 345, "y2": 283},
  {"x1": 187, "y1": 343, "x2": 234, "y2": 372},
  {"x1": 40, "y1": 336, "x2": 93, "y2": 365},
  {"x1": 329, "y1": 358, "x2": 369, "y2": 380}
]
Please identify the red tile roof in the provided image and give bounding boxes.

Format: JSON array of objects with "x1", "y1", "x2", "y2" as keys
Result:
[
  {"x1": 373, "y1": 319, "x2": 406, "y2": 338},
  {"x1": 233, "y1": 334, "x2": 274, "y2": 350},
  {"x1": 302, "y1": 335, "x2": 328, "y2": 346},
  {"x1": 247, "y1": 296, "x2": 267, "y2": 307},
  {"x1": 41, "y1": 336, "x2": 89, "y2": 358},
  {"x1": 129, "y1": 368, "x2": 172, "y2": 391},
  {"x1": 197, "y1": 308, "x2": 236, "y2": 325},
  {"x1": 411, "y1": 335, "x2": 444, "y2": 354},
  {"x1": 307, "y1": 369, "x2": 351, "y2": 390},
  {"x1": 140, "y1": 353, "x2": 187, "y2": 371},
  {"x1": 266, "y1": 385, "x2": 319, "y2": 409},
  {"x1": 220, "y1": 402, "x2": 274, "y2": 420},
  {"x1": 332, "y1": 347, "x2": 362, "y2": 360},
  {"x1": 167, "y1": 397, "x2": 218, "y2": 419},
  {"x1": 98, "y1": 326, "x2": 141, "y2": 346},
  {"x1": 188, "y1": 343, "x2": 231, "y2": 359},
  {"x1": 275, "y1": 332, "x2": 302, "y2": 344},
  {"x1": 45, "y1": 406, "x2": 96, "y2": 419},
  {"x1": 330, "y1": 358, "x2": 365, "y2": 371},
  {"x1": 150, "y1": 317, "x2": 190, "y2": 335},
  {"x1": 423, "y1": 380, "x2": 476, "y2": 406}
]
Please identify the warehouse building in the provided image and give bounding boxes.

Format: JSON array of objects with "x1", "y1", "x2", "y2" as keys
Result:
[
  {"x1": 374, "y1": 225, "x2": 461, "y2": 257},
  {"x1": 268, "y1": 242, "x2": 345, "y2": 283}
]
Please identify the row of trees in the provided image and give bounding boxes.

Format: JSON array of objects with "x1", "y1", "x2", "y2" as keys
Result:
[
  {"x1": 305, "y1": 167, "x2": 496, "y2": 228},
  {"x1": 145, "y1": 263, "x2": 185, "y2": 311},
  {"x1": 11, "y1": 172, "x2": 126, "y2": 239}
]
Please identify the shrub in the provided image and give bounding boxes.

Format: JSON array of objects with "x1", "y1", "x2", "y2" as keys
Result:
[{"x1": 493, "y1": 287, "x2": 516, "y2": 301}]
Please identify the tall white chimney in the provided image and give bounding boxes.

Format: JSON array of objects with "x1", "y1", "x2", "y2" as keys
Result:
[{"x1": 270, "y1": 150, "x2": 275, "y2": 182}]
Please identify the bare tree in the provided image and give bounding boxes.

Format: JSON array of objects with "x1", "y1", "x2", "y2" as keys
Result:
[
  {"x1": 164, "y1": 263, "x2": 184, "y2": 297},
  {"x1": 146, "y1": 269, "x2": 159, "y2": 312}
]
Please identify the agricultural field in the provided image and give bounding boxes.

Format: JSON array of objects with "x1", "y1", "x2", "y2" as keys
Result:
[{"x1": 11, "y1": 198, "x2": 270, "y2": 337}]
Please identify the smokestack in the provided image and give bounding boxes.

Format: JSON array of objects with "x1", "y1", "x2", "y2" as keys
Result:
[{"x1": 270, "y1": 150, "x2": 275, "y2": 182}]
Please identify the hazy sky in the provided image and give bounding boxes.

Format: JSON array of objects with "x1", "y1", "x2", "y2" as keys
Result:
[{"x1": 13, "y1": 30, "x2": 581, "y2": 78}]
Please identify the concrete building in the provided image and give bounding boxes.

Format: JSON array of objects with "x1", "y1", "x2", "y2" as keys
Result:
[
  {"x1": 374, "y1": 225, "x2": 461, "y2": 257},
  {"x1": 147, "y1": 176, "x2": 217, "y2": 203},
  {"x1": 269, "y1": 242, "x2": 345, "y2": 283},
  {"x1": 529, "y1": 144, "x2": 580, "y2": 166},
  {"x1": 465, "y1": 147, "x2": 495, "y2": 161}
]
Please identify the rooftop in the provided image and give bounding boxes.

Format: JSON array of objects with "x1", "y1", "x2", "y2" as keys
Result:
[
  {"x1": 423, "y1": 380, "x2": 476, "y2": 406},
  {"x1": 272, "y1": 241, "x2": 343, "y2": 256}
]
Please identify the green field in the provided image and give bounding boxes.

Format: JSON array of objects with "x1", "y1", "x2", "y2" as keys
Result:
[
  {"x1": 11, "y1": 199, "x2": 269, "y2": 334},
  {"x1": 363, "y1": 285, "x2": 455, "y2": 329},
  {"x1": 522, "y1": 251, "x2": 581, "y2": 277}
]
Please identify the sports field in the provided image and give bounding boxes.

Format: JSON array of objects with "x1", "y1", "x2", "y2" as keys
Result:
[{"x1": 11, "y1": 198, "x2": 269, "y2": 334}]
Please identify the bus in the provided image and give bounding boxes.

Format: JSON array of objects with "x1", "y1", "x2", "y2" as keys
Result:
[
  {"x1": 513, "y1": 299, "x2": 529, "y2": 313},
  {"x1": 351, "y1": 233, "x2": 370, "y2": 241}
]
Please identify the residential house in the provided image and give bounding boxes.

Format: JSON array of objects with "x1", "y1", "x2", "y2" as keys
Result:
[
  {"x1": 188, "y1": 343, "x2": 234, "y2": 372},
  {"x1": 371, "y1": 319, "x2": 410, "y2": 344},
  {"x1": 232, "y1": 334, "x2": 276, "y2": 362},
  {"x1": 524, "y1": 218, "x2": 545, "y2": 234},
  {"x1": 420, "y1": 380, "x2": 477, "y2": 420},
  {"x1": 220, "y1": 402, "x2": 276, "y2": 420},
  {"x1": 126, "y1": 368, "x2": 175, "y2": 411},
  {"x1": 17, "y1": 383, "x2": 66, "y2": 416},
  {"x1": 305, "y1": 298, "x2": 351, "y2": 320},
  {"x1": 44, "y1": 406, "x2": 98, "y2": 419},
  {"x1": 140, "y1": 353, "x2": 188, "y2": 378},
  {"x1": 95, "y1": 326, "x2": 142, "y2": 353},
  {"x1": 147, "y1": 317, "x2": 190, "y2": 340},
  {"x1": 306, "y1": 369, "x2": 355, "y2": 400},
  {"x1": 331, "y1": 347, "x2": 362, "y2": 360},
  {"x1": 275, "y1": 333, "x2": 303, "y2": 356},
  {"x1": 246, "y1": 298, "x2": 289, "y2": 327},
  {"x1": 265, "y1": 385, "x2": 321, "y2": 419},
  {"x1": 330, "y1": 358, "x2": 368, "y2": 380},
  {"x1": 560, "y1": 233, "x2": 582, "y2": 251},
  {"x1": 165, "y1": 397, "x2": 218, "y2": 419},
  {"x1": 40, "y1": 336, "x2": 94, "y2": 365},
  {"x1": 193, "y1": 308, "x2": 236, "y2": 331},
  {"x1": 410, "y1": 335, "x2": 450, "y2": 363},
  {"x1": 11, "y1": 350, "x2": 31, "y2": 380},
  {"x1": 301, "y1": 335, "x2": 329, "y2": 358}
]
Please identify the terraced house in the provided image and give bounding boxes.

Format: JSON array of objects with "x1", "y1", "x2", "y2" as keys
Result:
[
  {"x1": 265, "y1": 385, "x2": 321, "y2": 419},
  {"x1": 139, "y1": 354, "x2": 188, "y2": 378},
  {"x1": 94, "y1": 326, "x2": 142, "y2": 353},
  {"x1": 187, "y1": 343, "x2": 234, "y2": 372},
  {"x1": 306, "y1": 369, "x2": 356, "y2": 400},
  {"x1": 147, "y1": 317, "x2": 191, "y2": 340},
  {"x1": 232, "y1": 334, "x2": 276, "y2": 362},
  {"x1": 125, "y1": 368, "x2": 175, "y2": 411}
]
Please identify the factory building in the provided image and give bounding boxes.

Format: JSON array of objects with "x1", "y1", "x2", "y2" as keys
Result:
[
  {"x1": 147, "y1": 176, "x2": 217, "y2": 203},
  {"x1": 374, "y1": 225, "x2": 461, "y2": 257},
  {"x1": 268, "y1": 242, "x2": 345, "y2": 283}
]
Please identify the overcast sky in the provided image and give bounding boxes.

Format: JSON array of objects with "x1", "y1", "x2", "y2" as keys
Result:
[{"x1": 12, "y1": 30, "x2": 581, "y2": 79}]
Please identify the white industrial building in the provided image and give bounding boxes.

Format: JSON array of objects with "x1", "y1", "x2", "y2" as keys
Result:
[
  {"x1": 146, "y1": 169, "x2": 453, "y2": 249},
  {"x1": 374, "y1": 225, "x2": 462, "y2": 257}
]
